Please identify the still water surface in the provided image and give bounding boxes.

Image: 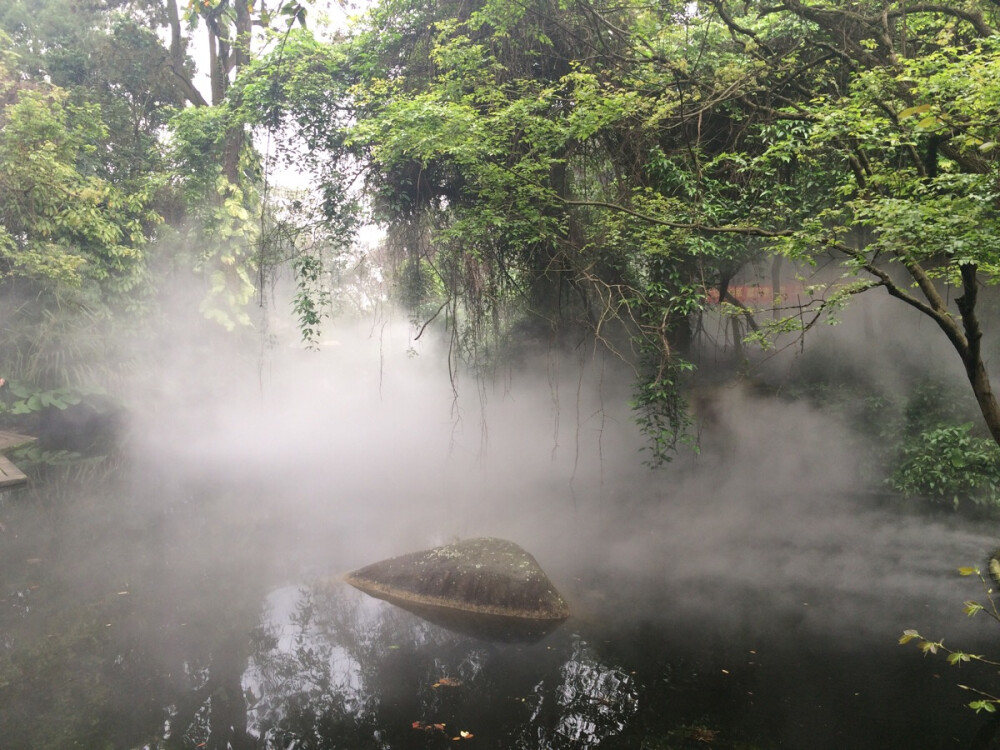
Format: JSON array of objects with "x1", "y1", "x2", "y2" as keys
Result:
[{"x1": 2, "y1": 450, "x2": 998, "y2": 749}]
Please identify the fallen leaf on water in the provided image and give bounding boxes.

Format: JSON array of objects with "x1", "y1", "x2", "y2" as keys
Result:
[
  {"x1": 412, "y1": 721, "x2": 446, "y2": 732},
  {"x1": 690, "y1": 727, "x2": 717, "y2": 743}
]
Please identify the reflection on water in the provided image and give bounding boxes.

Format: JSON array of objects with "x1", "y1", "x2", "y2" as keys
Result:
[
  {"x1": 549, "y1": 641, "x2": 638, "y2": 746},
  {"x1": 240, "y1": 584, "x2": 638, "y2": 749}
]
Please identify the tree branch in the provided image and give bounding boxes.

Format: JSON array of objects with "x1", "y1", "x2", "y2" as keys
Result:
[
  {"x1": 560, "y1": 198, "x2": 795, "y2": 237},
  {"x1": 887, "y1": 5, "x2": 994, "y2": 37},
  {"x1": 833, "y1": 240, "x2": 969, "y2": 355},
  {"x1": 704, "y1": 0, "x2": 777, "y2": 56},
  {"x1": 165, "y1": 0, "x2": 209, "y2": 107}
]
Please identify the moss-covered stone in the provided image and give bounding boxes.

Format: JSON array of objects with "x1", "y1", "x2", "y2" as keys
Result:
[{"x1": 343, "y1": 537, "x2": 570, "y2": 642}]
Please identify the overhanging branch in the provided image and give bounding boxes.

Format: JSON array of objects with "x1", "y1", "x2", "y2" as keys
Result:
[{"x1": 560, "y1": 198, "x2": 794, "y2": 238}]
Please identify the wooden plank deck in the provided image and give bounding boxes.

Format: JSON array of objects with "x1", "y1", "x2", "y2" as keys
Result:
[
  {"x1": 0, "y1": 430, "x2": 36, "y2": 452},
  {"x1": 0, "y1": 430, "x2": 36, "y2": 488},
  {"x1": 0, "y1": 454, "x2": 28, "y2": 488}
]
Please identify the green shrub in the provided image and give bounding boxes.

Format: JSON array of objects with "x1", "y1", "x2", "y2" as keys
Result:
[{"x1": 889, "y1": 424, "x2": 1000, "y2": 508}]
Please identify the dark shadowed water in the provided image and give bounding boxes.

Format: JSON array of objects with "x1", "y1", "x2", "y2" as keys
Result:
[
  {"x1": 2, "y1": 457, "x2": 998, "y2": 750},
  {"x1": 3, "y1": 322, "x2": 1000, "y2": 749}
]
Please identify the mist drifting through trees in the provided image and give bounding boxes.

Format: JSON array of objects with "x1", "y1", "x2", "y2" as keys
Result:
[{"x1": 3, "y1": 0, "x2": 1000, "y2": 748}]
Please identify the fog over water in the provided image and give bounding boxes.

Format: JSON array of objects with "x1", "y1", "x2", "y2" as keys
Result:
[
  {"x1": 8, "y1": 286, "x2": 997, "y2": 747},
  {"x1": 122, "y1": 290, "x2": 998, "y2": 649}
]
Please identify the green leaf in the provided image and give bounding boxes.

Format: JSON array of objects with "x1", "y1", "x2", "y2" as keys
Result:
[
  {"x1": 899, "y1": 103, "x2": 931, "y2": 119},
  {"x1": 9, "y1": 383, "x2": 31, "y2": 399},
  {"x1": 964, "y1": 600, "x2": 985, "y2": 617}
]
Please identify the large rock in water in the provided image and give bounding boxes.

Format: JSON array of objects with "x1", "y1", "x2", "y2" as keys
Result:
[{"x1": 343, "y1": 537, "x2": 571, "y2": 642}]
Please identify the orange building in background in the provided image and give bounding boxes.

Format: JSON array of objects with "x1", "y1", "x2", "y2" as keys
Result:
[{"x1": 705, "y1": 282, "x2": 809, "y2": 308}]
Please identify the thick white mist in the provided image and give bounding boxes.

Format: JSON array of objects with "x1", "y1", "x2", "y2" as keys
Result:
[{"x1": 123, "y1": 290, "x2": 1000, "y2": 654}]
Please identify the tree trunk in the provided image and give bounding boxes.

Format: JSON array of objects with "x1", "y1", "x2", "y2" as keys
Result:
[
  {"x1": 954, "y1": 263, "x2": 1000, "y2": 447},
  {"x1": 208, "y1": 26, "x2": 225, "y2": 106},
  {"x1": 164, "y1": 0, "x2": 209, "y2": 107},
  {"x1": 967, "y1": 357, "x2": 1000, "y2": 447},
  {"x1": 219, "y1": 0, "x2": 253, "y2": 185},
  {"x1": 771, "y1": 255, "x2": 782, "y2": 320}
]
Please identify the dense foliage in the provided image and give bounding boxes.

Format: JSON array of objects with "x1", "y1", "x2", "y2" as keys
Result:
[
  {"x1": 236, "y1": 0, "x2": 1000, "y2": 460},
  {"x1": 0, "y1": 0, "x2": 305, "y2": 385},
  {"x1": 890, "y1": 423, "x2": 1000, "y2": 508},
  {"x1": 2, "y1": 0, "x2": 1000, "y2": 460}
]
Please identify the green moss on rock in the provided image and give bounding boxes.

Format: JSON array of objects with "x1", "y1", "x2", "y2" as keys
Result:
[{"x1": 344, "y1": 537, "x2": 570, "y2": 642}]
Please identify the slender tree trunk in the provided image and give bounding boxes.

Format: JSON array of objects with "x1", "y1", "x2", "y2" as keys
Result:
[
  {"x1": 208, "y1": 26, "x2": 225, "y2": 106},
  {"x1": 967, "y1": 358, "x2": 1000, "y2": 446},
  {"x1": 771, "y1": 255, "x2": 782, "y2": 320},
  {"x1": 220, "y1": 0, "x2": 253, "y2": 184},
  {"x1": 164, "y1": 0, "x2": 208, "y2": 106},
  {"x1": 955, "y1": 263, "x2": 1000, "y2": 445}
]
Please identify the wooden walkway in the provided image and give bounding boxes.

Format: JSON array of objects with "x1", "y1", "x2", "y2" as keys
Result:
[{"x1": 0, "y1": 430, "x2": 36, "y2": 489}]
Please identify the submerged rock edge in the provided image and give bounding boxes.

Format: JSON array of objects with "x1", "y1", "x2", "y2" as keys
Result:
[{"x1": 343, "y1": 573, "x2": 571, "y2": 621}]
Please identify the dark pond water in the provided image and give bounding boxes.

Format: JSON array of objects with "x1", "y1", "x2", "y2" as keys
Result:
[
  {"x1": 2, "y1": 454, "x2": 999, "y2": 750},
  {"x1": 3, "y1": 331, "x2": 1000, "y2": 749}
]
